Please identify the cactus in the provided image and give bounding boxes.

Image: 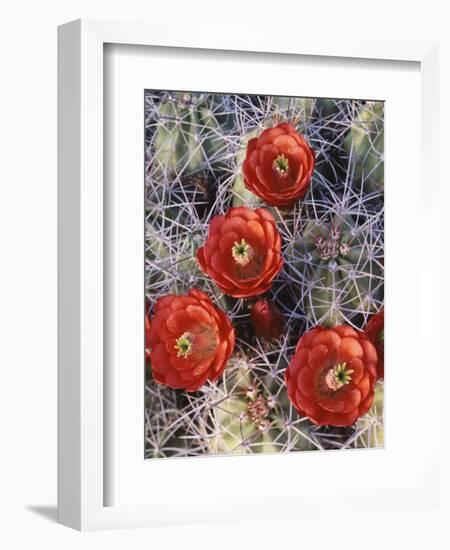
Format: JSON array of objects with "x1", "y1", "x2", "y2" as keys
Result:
[
  {"x1": 144, "y1": 91, "x2": 384, "y2": 458},
  {"x1": 163, "y1": 327, "x2": 322, "y2": 456},
  {"x1": 344, "y1": 101, "x2": 384, "y2": 195},
  {"x1": 357, "y1": 382, "x2": 384, "y2": 448},
  {"x1": 145, "y1": 379, "x2": 192, "y2": 458},
  {"x1": 271, "y1": 96, "x2": 315, "y2": 130},
  {"x1": 231, "y1": 127, "x2": 264, "y2": 208},
  {"x1": 285, "y1": 213, "x2": 384, "y2": 327},
  {"x1": 152, "y1": 91, "x2": 232, "y2": 177},
  {"x1": 205, "y1": 357, "x2": 314, "y2": 454}
]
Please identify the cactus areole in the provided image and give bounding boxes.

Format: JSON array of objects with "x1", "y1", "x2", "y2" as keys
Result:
[{"x1": 287, "y1": 215, "x2": 383, "y2": 326}]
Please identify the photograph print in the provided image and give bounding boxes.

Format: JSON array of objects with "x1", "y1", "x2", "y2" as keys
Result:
[{"x1": 144, "y1": 91, "x2": 384, "y2": 458}]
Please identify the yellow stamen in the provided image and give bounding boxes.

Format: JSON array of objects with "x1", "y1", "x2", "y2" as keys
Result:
[
  {"x1": 325, "y1": 362, "x2": 354, "y2": 391},
  {"x1": 232, "y1": 238, "x2": 252, "y2": 266},
  {"x1": 174, "y1": 332, "x2": 193, "y2": 358},
  {"x1": 273, "y1": 153, "x2": 289, "y2": 175}
]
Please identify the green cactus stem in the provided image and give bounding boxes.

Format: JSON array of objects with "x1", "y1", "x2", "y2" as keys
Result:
[
  {"x1": 344, "y1": 101, "x2": 384, "y2": 195},
  {"x1": 153, "y1": 92, "x2": 231, "y2": 176},
  {"x1": 285, "y1": 214, "x2": 384, "y2": 327}
]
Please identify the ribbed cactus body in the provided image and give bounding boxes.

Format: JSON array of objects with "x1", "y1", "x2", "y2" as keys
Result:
[
  {"x1": 286, "y1": 215, "x2": 383, "y2": 326},
  {"x1": 208, "y1": 365, "x2": 312, "y2": 454},
  {"x1": 272, "y1": 96, "x2": 315, "y2": 128},
  {"x1": 357, "y1": 382, "x2": 384, "y2": 448},
  {"x1": 231, "y1": 128, "x2": 264, "y2": 208},
  {"x1": 344, "y1": 102, "x2": 384, "y2": 194},
  {"x1": 153, "y1": 92, "x2": 231, "y2": 176}
]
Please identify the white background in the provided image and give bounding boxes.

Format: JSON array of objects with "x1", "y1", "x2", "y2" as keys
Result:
[{"x1": 1, "y1": 1, "x2": 449, "y2": 548}]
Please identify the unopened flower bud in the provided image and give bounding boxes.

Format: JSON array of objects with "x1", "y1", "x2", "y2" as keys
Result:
[{"x1": 250, "y1": 298, "x2": 285, "y2": 340}]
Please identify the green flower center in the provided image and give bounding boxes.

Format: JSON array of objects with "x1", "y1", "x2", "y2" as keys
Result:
[
  {"x1": 174, "y1": 332, "x2": 193, "y2": 358},
  {"x1": 378, "y1": 329, "x2": 384, "y2": 343},
  {"x1": 273, "y1": 153, "x2": 289, "y2": 175},
  {"x1": 325, "y1": 362, "x2": 354, "y2": 391},
  {"x1": 232, "y1": 238, "x2": 252, "y2": 266}
]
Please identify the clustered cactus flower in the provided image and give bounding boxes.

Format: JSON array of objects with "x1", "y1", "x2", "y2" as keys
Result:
[
  {"x1": 145, "y1": 91, "x2": 384, "y2": 458},
  {"x1": 242, "y1": 122, "x2": 315, "y2": 206},
  {"x1": 285, "y1": 325, "x2": 378, "y2": 426},
  {"x1": 148, "y1": 289, "x2": 235, "y2": 391},
  {"x1": 196, "y1": 206, "x2": 283, "y2": 298}
]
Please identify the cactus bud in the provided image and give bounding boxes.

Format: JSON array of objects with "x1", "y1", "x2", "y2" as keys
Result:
[{"x1": 250, "y1": 298, "x2": 285, "y2": 340}]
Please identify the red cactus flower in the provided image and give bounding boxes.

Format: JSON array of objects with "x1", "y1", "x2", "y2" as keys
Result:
[
  {"x1": 364, "y1": 309, "x2": 384, "y2": 379},
  {"x1": 148, "y1": 289, "x2": 235, "y2": 391},
  {"x1": 243, "y1": 122, "x2": 315, "y2": 206},
  {"x1": 285, "y1": 325, "x2": 377, "y2": 426},
  {"x1": 145, "y1": 315, "x2": 151, "y2": 361},
  {"x1": 197, "y1": 207, "x2": 283, "y2": 298},
  {"x1": 250, "y1": 298, "x2": 284, "y2": 339}
]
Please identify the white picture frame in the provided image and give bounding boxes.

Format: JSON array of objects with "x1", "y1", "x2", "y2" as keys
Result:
[{"x1": 58, "y1": 18, "x2": 440, "y2": 531}]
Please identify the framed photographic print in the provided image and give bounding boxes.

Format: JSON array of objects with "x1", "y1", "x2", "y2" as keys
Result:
[
  {"x1": 58, "y1": 18, "x2": 441, "y2": 530},
  {"x1": 143, "y1": 90, "x2": 384, "y2": 459}
]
